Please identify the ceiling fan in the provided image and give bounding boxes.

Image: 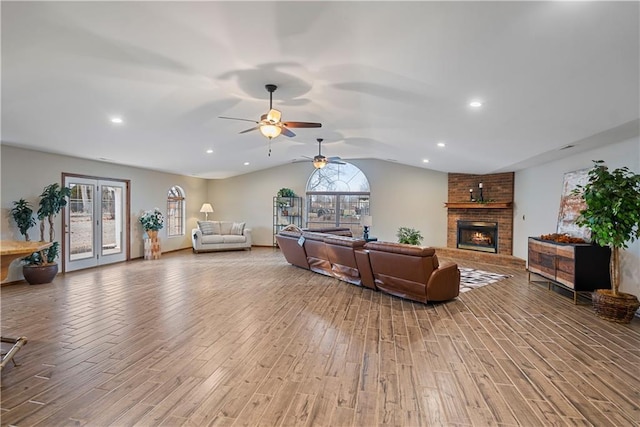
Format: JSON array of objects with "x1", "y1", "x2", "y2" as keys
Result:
[
  {"x1": 304, "y1": 138, "x2": 346, "y2": 169},
  {"x1": 219, "y1": 84, "x2": 322, "y2": 140}
]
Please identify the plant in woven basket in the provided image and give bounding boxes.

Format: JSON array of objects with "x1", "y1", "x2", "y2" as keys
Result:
[{"x1": 574, "y1": 160, "x2": 640, "y2": 323}]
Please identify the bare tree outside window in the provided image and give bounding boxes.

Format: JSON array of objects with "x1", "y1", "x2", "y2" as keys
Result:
[
  {"x1": 167, "y1": 186, "x2": 185, "y2": 237},
  {"x1": 306, "y1": 163, "x2": 370, "y2": 235}
]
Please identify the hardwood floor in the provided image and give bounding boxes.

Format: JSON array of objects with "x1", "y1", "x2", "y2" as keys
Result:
[{"x1": 1, "y1": 248, "x2": 639, "y2": 426}]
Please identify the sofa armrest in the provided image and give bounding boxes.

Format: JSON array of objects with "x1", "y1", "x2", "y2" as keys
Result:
[
  {"x1": 426, "y1": 261, "x2": 460, "y2": 301},
  {"x1": 192, "y1": 228, "x2": 203, "y2": 250},
  {"x1": 243, "y1": 228, "x2": 253, "y2": 246}
]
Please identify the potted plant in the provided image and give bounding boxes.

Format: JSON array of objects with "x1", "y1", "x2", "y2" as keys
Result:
[
  {"x1": 397, "y1": 227, "x2": 423, "y2": 245},
  {"x1": 277, "y1": 188, "x2": 295, "y2": 198},
  {"x1": 10, "y1": 198, "x2": 37, "y2": 241},
  {"x1": 276, "y1": 188, "x2": 296, "y2": 208},
  {"x1": 574, "y1": 160, "x2": 640, "y2": 323},
  {"x1": 140, "y1": 208, "x2": 164, "y2": 259},
  {"x1": 23, "y1": 183, "x2": 71, "y2": 285}
]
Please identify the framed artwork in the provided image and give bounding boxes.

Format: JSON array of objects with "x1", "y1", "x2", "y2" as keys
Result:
[{"x1": 556, "y1": 168, "x2": 590, "y2": 240}]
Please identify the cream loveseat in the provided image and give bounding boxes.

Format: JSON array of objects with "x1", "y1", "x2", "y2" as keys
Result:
[{"x1": 192, "y1": 221, "x2": 252, "y2": 253}]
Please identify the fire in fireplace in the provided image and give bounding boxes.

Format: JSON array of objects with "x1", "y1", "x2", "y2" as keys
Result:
[{"x1": 457, "y1": 221, "x2": 498, "y2": 253}]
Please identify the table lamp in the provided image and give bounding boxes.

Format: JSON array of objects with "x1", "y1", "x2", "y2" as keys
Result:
[{"x1": 362, "y1": 215, "x2": 373, "y2": 240}]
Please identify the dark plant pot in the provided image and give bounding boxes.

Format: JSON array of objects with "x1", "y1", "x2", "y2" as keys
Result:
[
  {"x1": 23, "y1": 263, "x2": 58, "y2": 285},
  {"x1": 592, "y1": 289, "x2": 640, "y2": 324}
]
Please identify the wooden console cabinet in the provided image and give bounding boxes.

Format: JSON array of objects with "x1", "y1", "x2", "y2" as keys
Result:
[{"x1": 527, "y1": 237, "x2": 611, "y2": 303}]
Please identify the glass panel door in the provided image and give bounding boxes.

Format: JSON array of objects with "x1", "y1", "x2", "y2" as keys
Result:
[
  {"x1": 65, "y1": 176, "x2": 128, "y2": 272},
  {"x1": 101, "y1": 184, "x2": 124, "y2": 257},
  {"x1": 68, "y1": 179, "x2": 95, "y2": 264}
]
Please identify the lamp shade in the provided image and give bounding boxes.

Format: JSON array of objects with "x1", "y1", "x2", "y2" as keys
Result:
[
  {"x1": 200, "y1": 203, "x2": 214, "y2": 214},
  {"x1": 259, "y1": 124, "x2": 282, "y2": 139},
  {"x1": 313, "y1": 158, "x2": 328, "y2": 169},
  {"x1": 361, "y1": 215, "x2": 373, "y2": 227}
]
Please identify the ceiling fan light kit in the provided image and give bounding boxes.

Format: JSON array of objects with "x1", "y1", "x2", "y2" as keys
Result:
[
  {"x1": 313, "y1": 157, "x2": 328, "y2": 169},
  {"x1": 259, "y1": 124, "x2": 282, "y2": 139}
]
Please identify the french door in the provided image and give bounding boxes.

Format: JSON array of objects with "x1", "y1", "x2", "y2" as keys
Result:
[{"x1": 64, "y1": 176, "x2": 129, "y2": 272}]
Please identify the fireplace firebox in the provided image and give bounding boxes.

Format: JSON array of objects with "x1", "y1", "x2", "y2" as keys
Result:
[{"x1": 457, "y1": 221, "x2": 498, "y2": 253}]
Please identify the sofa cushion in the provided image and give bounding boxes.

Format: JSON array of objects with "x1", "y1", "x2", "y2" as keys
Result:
[
  {"x1": 230, "y1": 222, "x2": 245, "y2": 235},
  {"x1": 201, "y1": 234, "x2": 224, "y2": 244},
  {"x1": 223, "y1": 235, "x2": 246, "y2": 244},
  {"x1": 220, "y1": 221, "x2": 233, "y2": 235},
  {"x1": 324, "y1": 235, "x2": 366, "y2": 248},
  {"x1": 364, "y1": 241, "x2": 435, "y2": 257},
  {"x1": 198, "y1": 221, "x2": 220, "y2": 235}
]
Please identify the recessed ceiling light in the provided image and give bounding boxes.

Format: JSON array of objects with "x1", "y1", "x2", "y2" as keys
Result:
[
  {"x1": 206, "y1": 149, "x2": 213, "y2": 154},
  {"x1": 243, "y1": 162, "x2": 250, "y2": 166},
  {"x1": 110, "y1": 117, "x2": 123, "y2": 124},
  {"x1": 469, "y1": 101, "x2": 483, "y2": 108},
  {"x1": 437, "y1": 142, "x2": 446, "y2": 148},
  {"x1": 423, "y1": 159, "x2": 430, "y2": 163}
]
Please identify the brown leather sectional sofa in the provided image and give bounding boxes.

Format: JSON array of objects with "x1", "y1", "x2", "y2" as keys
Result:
[{"x1": 276, "y1": 227, "x2": 460, "y2": 304}]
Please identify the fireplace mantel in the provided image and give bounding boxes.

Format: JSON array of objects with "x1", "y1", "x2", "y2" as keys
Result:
[{"x1": 444, "y1": 202, "x2": 512, "y2": 209}]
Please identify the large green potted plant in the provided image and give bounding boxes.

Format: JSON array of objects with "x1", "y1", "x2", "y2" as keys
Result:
[
  {"x1": 574, "y1": 160, "x2": 640, "y2": 323},
  {"x1": 22, "y1": 183, "x2": 71, "y2": 285},
  {"x1": 397, "y1": 227, "x2": 423, "y2": 245}
]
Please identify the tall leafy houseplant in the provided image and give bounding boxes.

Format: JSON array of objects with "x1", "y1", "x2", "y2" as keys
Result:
[
  {"x1": 10, "y1": 199, "x2": 37, "y2": 241},
  {"x1": 36, "y1": 183, "x2": 72, "y2": 264},
  {"x1": 23, "y1": 183, "x2": 71, "y2": 285},
  {"x1": 574, "y1": 160, "x2": 640, "y2": 323},
  {"x1": 397, "y1": 227, "x2": 423, "y2": 245}
]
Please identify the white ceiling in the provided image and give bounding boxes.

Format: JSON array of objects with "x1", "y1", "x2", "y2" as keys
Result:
[{"x1": 2, "y1": 1, "x2": 639, "y2": 179}]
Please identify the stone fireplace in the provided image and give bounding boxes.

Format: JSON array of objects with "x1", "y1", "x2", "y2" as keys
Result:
[{"x1": 457, "y1": 221, "x2": 498, "y2": 253}]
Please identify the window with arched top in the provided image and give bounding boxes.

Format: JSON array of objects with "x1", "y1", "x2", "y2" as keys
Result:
[
  {"x1": 167, "y1": 186, "x2": 185, "y2": 237},
  {"x1": 305, "y1": 162, "x2": 371, "y2": 235}
]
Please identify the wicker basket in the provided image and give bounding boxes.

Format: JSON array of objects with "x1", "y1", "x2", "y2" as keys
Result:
[{"x1": 592, "y1": 289, "x2": 640, "y2": 324}]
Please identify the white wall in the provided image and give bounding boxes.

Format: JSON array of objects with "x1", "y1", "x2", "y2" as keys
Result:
[
  {"x1": 514, "y1": 137, "x2": 640, "y2": 298},
  {"x1": 1, "y1": 145, "x2": 208, "y2": 281},
  {"x1": 208, "y1": 159, "x2": 449, "y2": 247}
]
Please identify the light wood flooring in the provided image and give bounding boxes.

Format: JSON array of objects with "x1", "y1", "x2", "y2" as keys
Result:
[{"x1": 1, "y1": 248, "x2": 639, "y2": 426}]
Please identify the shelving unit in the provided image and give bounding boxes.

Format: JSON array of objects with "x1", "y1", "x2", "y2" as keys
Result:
[{"x1": 273, "y1": 196, "x2": 303, "y2": 246}]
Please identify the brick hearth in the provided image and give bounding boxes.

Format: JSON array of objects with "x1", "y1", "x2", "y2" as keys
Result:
[{"x1": 446, "y1": 172, "x2": 514, "y2": 255}]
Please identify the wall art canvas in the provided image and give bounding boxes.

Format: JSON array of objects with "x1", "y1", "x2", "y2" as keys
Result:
[{"x1": 557, "y1": 168, "x2": 590, "y2": 240}]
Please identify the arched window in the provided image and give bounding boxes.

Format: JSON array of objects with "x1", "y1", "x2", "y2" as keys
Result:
[
  {"x1": 306, "y1": 162, "x2": 370, "y2": 235},
  {"x1": 167, "y1": 186, "x2": 185, "y2": 237}
]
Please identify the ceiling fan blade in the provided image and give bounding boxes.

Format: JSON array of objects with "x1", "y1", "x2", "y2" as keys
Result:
[
  {"x1": 329, "y1": 159, "x2": 346, "y2": 165},
  {"x1": 280, "y1": 126, "x2": 296, "y2": 137},
  {"x1": 239, "y1": 125, "x2": 260, "y2": 134},
  {"x1": 219, "y1": 116, "x2": 259, "y2": 124},
  {"x1": 282, "y1": 121, "x2": 322, "y2": 128},
  {"x1": 301, "y1": 155, "x2": 313, "y2": 160}
]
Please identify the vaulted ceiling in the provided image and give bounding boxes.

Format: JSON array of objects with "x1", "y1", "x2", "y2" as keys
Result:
[{"x1": 2, "y1": 1, "x2": 638, "y2": 178}]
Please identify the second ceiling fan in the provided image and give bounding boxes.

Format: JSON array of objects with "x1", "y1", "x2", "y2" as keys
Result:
[
  {"x1": 219, "y1": 84, "x2": 322, "y2": 140},
  {"x1": 305, "y1": 138, "x2": 346, "y2": 169}
]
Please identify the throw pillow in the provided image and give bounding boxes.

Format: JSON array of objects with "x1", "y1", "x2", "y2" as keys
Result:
[
  {"x1": 230, "y1": 222, "x2": 245, "y2": 235},
  {"x1": 198, "y1": 221, "x2": 220, "y2": 235}
]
